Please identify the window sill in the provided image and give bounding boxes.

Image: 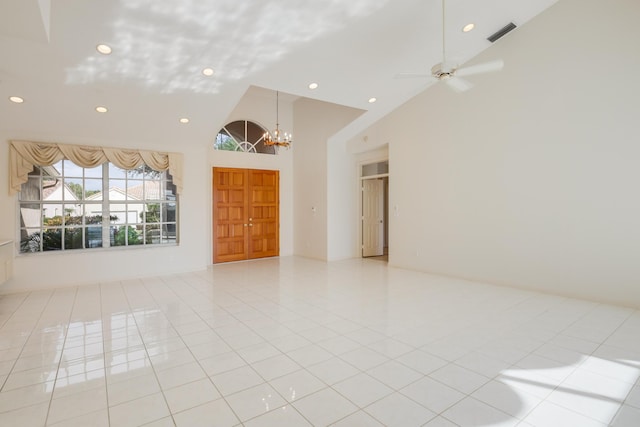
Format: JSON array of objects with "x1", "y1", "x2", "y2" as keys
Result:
[{"x1": 16, "y1": 242, "x2": 179, "y2": 257}]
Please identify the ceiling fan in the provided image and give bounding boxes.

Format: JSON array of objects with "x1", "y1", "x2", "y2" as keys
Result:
[{"x1": 396, "y1": 0, "x2": 504, "y2": 92}]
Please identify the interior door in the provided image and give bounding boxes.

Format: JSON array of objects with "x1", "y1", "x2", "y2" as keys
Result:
[
  {"x1": 248, "y1": 170, "x2": 279, "y2": 259},
  {"x1": 362, "y1": 179, "x2": 384, "y2": 257},
  {"x1": 213, "y1": 167, "x2": 279, "y2": 263},
  {"x1": 213, "y1": 168, "x2": 249, "y2": 263}
]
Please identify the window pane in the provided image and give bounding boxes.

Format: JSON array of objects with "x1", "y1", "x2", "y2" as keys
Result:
[
  {"x1": 110, "y1": 226, "x2": 122, "y2": 246},
  {"x1": 362, "y1": 161, "x2": 388, "y2": 177},
  {"x1": 109, "y1": 205, "x2": 130, "y2": 224},
  {"x1": 131, "y1": 226, "x2": 143, "y2": 245},
  {"x1": 144, "y1": 181, "x2": 162, "y2": 200},
  {"x1": 44, "y1": 180, "x2": 63, "y2": 201},
  {"x1": 84, "y1": 206, "x2": 103, "y2": 224},
  {"x1": 63, "y1": 160, "x2": 83, "y2": 177},
  {"x1": 145, "y1": 224, "x2": 160, "y2": 244},
  {"x1": 19, "y1": 177, "x2": 41, "y2": 201},
  {"x1": 161, "y1": 223, "x2": 177, "y2": 243},
  {"x1": 126, "y1": 165, "x2": 145, "y2": 179},
  {"x1": 163, "y1": 202, "x2": 176, "y2": 223},
  {"x1": 109, "y1": 180, "x2": 126, "y2": 200},
  {"x1": 111, "y1": 225, "x2": 142, "y2": 246},
  {"x1": 144, "y1": 167, "x2": 162, "y2": 180},
  {"x1": 19, "y1": 202, "x2": 42, "y2": 253},
  {"x1": 85, "y1": 165, "x2": 102, "y2": 178},
  {"x1": 165, "y1": 176, "x2": 177, "y2": 201},
  {"x1": 109, "y1": 164, "x2": 127, "y2": 179},
  {"x1": 64, "y1": 204, "x2": 83, "y2": 225},
  {"x1": 143, "y1": 204, "x2": 161, "y2": 223},
  {"x1": 225, "y1": 121, "x2": 245, "y2": 142},
  {"x1": 65, "y1": 227, "x2": 84, "y2": 250},
  {"x1": 40, "y1": 204, "x2": 54, "y2": 222},
  {"x1": 215, "y1": 132, "x2": 238, "y2": 151},
  {"x1": 20, "y1": 230, "x2": 41, "y2": 253},
  {"x1": 85, "y1": 178, "x2": 102, "y2": 200},
  {"x1": 19, "y1": 203, "x2": 41, "y2": 230},
  {"x1": 42, "y1": 204, "x2": 62, "y2": 223},
  {"x1": 64, "y1": 178, "x2": 82, "y2": 200},
  {"x1": 247, "y1": 121, "x2": 264, "y2": 143},
  {"x1": 127, "y1": 180, "x2": 143, "y2": 200},
  {"x1": 42, "y1": 228, "x2": 62, "y2": 251},
  {"x1": 129, "y1": 207, "x2": 143, "y2": 224},
  {"x1": 50, "y1": 161, "x2": 63, "y2": 177},
  {"x1": 86, "y1": 226, "x2": 103, "y2": 248}
]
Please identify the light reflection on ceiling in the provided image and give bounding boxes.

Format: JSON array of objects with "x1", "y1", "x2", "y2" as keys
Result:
[{"x1": 65, "y1": 0, "x2": 390, "y2": 95}]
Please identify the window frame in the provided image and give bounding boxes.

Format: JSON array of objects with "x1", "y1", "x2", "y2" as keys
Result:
[
  {"x1": 214, "y1": 120, "x2": 277, "y2": 155},
  {"x1": 18, "y1": 161, "x2": 179, "y2": 254}
]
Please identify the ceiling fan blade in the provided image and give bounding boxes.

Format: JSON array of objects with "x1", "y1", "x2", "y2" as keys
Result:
[
  {"x1": 394, "y1": 72, "x2": 431, "y2": 79},
  {"x1": 445, "y1": 77, "x2": 473, "y2": 92},
  {"x1": 455, "y1": 59, "x2": 504, "y2": 77}
]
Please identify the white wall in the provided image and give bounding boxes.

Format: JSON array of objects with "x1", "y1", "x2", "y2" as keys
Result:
[
  {"x1": 293, "y1": 98, "x2": 363, "y2": 260},
  {"x1": 328, "y1": 141, "x2": 388, "y2": 261},
  {"x1": 342, "y1": 0, "x2": 640, "y2": 307}
]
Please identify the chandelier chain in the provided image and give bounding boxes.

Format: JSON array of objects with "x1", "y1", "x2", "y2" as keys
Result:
[{"x1": 264, "y1": 90, "x2": 292, "y2": 148}]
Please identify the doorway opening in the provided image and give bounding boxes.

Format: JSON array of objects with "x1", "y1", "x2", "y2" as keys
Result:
[{"x1": 361, "y1": 160, "x2": 389, "y2": 261}]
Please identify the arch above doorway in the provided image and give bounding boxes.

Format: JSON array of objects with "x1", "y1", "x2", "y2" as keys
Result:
[{"x1": 214, "y1": 120, "x2": 276, "y2": 155}]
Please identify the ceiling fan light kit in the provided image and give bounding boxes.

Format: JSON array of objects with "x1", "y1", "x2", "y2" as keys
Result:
[{"x1": 431, "y1": 64, "x2": 454, "y2": 81}]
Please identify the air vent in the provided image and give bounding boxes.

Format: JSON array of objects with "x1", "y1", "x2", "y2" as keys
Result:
[{"x1": 487, "y1": 22, "x2": 517, "y2": 43}]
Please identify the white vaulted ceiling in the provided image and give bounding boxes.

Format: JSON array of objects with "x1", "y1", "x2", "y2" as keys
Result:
[{"x1": 0, "y1": 0, "x2": 559, "y2": 147}]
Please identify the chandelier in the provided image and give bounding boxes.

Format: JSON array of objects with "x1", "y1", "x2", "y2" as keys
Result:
[{"x1": 263, "y1": 91, "x2": 292, "y2": 148}]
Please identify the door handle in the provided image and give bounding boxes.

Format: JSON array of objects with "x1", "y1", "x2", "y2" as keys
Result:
[
  {"x1": 244, "y1": 224, "x2": 248, "y2": 227},
  {"x1": 249, "y1": 224, "x2": 253, "y2": 227}
]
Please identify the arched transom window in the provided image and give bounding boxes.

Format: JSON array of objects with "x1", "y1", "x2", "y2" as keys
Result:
[{"x1": 214, "y1": 120, "x2": 275, "y2": 155}]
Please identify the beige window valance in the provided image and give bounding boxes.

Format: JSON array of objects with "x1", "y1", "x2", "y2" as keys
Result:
[{"x1": 9, "y1": 140, "x2": 183, "y2": 195}]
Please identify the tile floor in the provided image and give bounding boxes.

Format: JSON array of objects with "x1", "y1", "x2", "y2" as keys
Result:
[{"x1": 0, "y1": 256, "x2": 639, "y2": 426}]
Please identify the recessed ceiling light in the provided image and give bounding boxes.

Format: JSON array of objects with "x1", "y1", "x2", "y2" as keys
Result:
[
  {"x1": 95, "y1": 106, "x2": 108, "y2": 113},
  {"x1": 9, "y1": 96, "x2": 24, "y2": 103},
  {"x1": 202, "y1": 68, "x2": 214, "y2": 77},
  {"x1": 368, "y1": 97, "x2": 377, "y2": 104},
  {"x1": 462, "y1": 23, "x2": 475, "y2": 32},
  {"x1": 179, "y1": 118, "x2": 190, "y2": 124},
  {"x1": 308, "y1": 82, "x2": 319, "y2": 90},
  {"x1": 96, "y1": 44, "x2": 112, "y2": 55}
]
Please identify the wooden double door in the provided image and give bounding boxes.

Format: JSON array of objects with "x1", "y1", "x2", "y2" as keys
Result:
[{"x1": 212, "y1": 168, "x2": 279, "y2": 263}]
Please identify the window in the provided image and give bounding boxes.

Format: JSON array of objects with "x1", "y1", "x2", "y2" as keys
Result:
[
  {"x1": 214, "y1": 120, "x2": 276, "y2": 154},
  {"x1": 19, "y1": 161, "x2": 177, "y2": 253},
  {"x1": 361, "y1": 160, "x2": 389, "y2": 177}
]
